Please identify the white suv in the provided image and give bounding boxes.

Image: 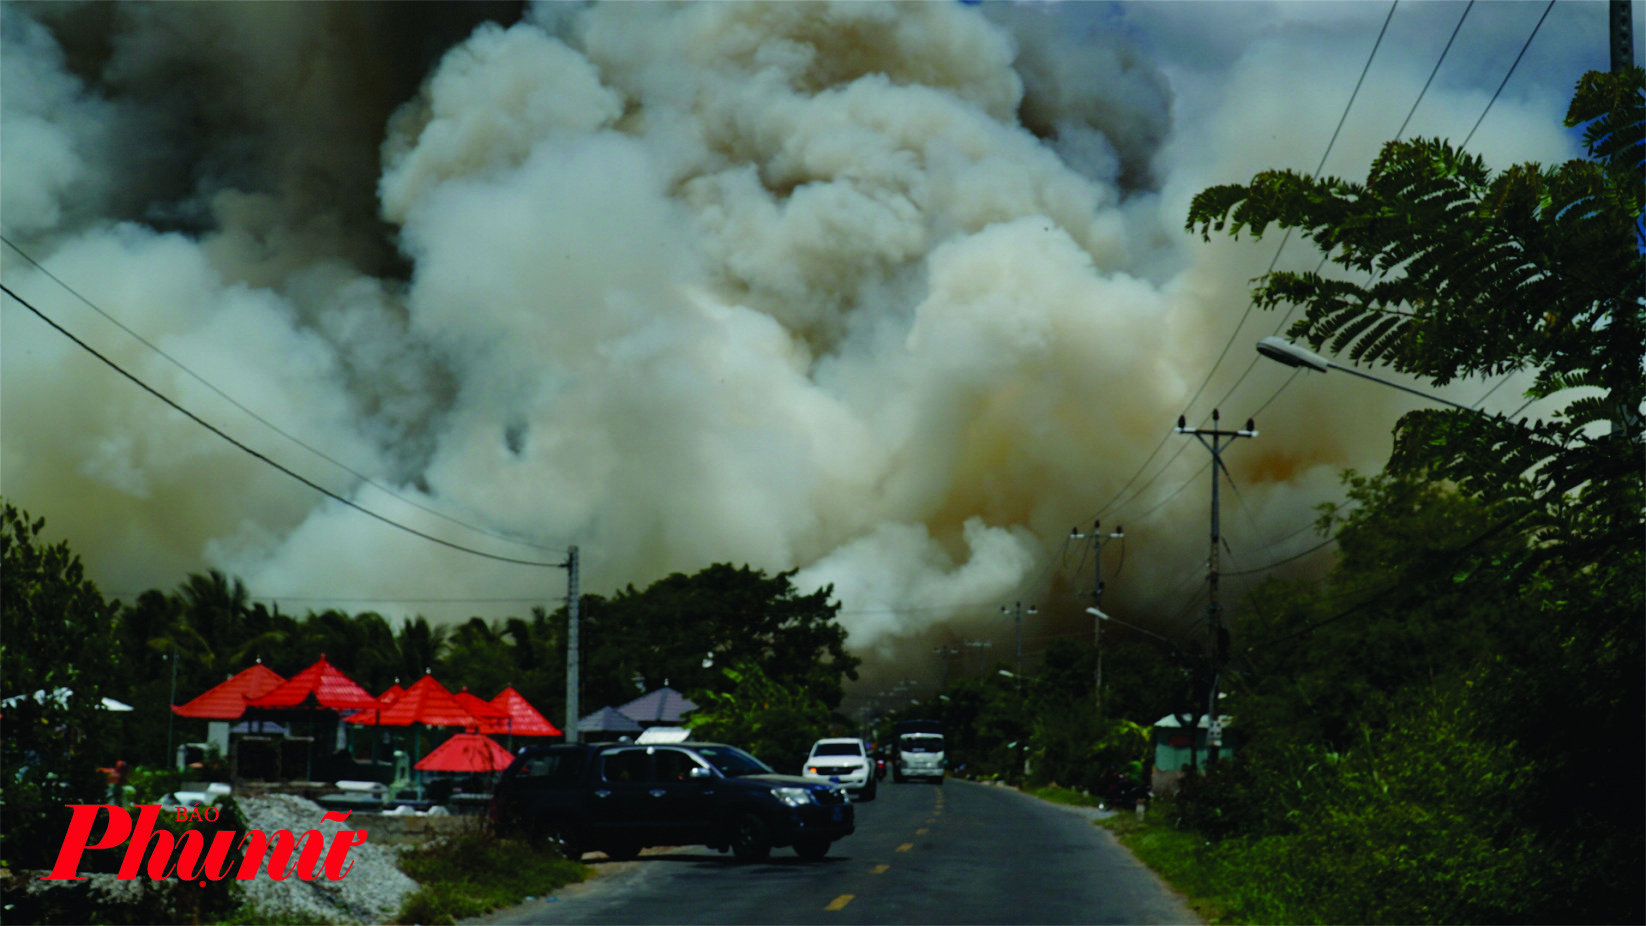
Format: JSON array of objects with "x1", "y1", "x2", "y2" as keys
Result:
[{"x1": 802, "y1": 738, "x2": 876, "y2": 801}]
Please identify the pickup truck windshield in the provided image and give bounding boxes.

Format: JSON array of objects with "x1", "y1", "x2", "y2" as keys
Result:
[
  {"x1": 813, "y1": 743, "x2": 864, "y2": 757},
  {"x1": 693, "y1": 745, "x2": 775, "y2": 777}
]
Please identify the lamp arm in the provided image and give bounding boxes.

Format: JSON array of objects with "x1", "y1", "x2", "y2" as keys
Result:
[{"x1": 1325, "y1": 362, "x2": 1479, "y2": 414}]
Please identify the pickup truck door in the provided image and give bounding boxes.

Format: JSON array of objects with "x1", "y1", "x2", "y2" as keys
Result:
[
  {"x1": 650, "y1": 747, "x2": 718, "y2": 842},
  {"x1": 590, "y1": 747, "x2": 652, "y2": 843}
]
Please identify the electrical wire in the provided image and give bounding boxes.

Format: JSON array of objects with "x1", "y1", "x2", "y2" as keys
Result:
[
  {"x1": 1221, "y1": 536, "x2": 1339, "y2": 577},
  {"x1": 1087, "y1": 1, "x2": 1403, "y2": 530},
  {"x1": 1461, "y1": 0, "x2": 1556, "y2": 150},
  {"x1": 1395, "y1": 0, "x2": 1474, "y2": 141},
  {"x1": 2, "y1": 283, "x2": 568, "y2": 569},
  {"x1": 1228, "y1": 0, "x2": 1560, "y2": 427},
  {"x1": 0, "y1": 233, "x2": 561, "y2": 555}
]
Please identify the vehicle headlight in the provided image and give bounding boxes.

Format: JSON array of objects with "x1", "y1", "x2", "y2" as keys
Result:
[{"x1": 773, "y1": 787, "x2": 815, "y2": 807}]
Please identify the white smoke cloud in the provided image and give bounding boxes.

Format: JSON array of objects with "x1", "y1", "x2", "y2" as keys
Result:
[{"x1": 1, "y1": 1, "x2": 1618, "y2": 692}]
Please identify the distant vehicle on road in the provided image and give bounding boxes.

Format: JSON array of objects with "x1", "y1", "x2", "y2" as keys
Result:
[
  {"x1": 802, "y1": 737, "x2": 876, "y2": 800},
  {"x1": 891, "y1": 720, "x2": 946, "y2": 783},
  {"x1": 491, "y1": 741, "x2": 854, "y2": 861}
]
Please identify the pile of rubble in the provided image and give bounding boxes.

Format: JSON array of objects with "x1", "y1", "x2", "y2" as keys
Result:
[{"x1": 235, "y1": 792, "x2": 419, "y2": 924}]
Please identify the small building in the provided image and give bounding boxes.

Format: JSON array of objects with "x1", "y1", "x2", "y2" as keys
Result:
[{"x1": 1151, "y1": 714, "x2": 1238, "y2": 795}]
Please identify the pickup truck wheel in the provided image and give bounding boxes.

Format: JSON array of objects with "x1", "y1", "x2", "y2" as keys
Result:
[
  {"x1": 861, "y1": 779, "x2": 877, "y2": 801},
  {"x1": 793, "y1": 837, "x2": 830, "y2": 860},
  {"x1": 537, "y1": 818, "x2": 584, "y2": 861},
  {"x1": 729, "y1": 812, "x2": 772, "y2": 861}
]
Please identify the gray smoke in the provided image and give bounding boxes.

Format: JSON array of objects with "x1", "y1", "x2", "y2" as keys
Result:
[{"x1": 1, "y1": 1, "x2": 1601, "y2": 690}]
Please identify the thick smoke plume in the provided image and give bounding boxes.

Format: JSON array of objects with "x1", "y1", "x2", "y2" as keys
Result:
[{"x1": 1, "y1": 2, "x2": 1603, "y2": 692}]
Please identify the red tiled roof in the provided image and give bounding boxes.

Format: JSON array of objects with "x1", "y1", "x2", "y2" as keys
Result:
[
  {"x1": 244, "y1": 656, "x2": 380, "y2": 710},
  {"x1": 413, "y1": 732, "x2": 514, "y2": 773},
  {"x1": 343, "y1": 683, "x2": 409, "y2": 727},
  {"x1": 172, "y1": 664, "x2": 286, "y2": 719},
  {"x1": 454, "y1": 690, "x2": 509, "y2": 721},
  {"x1": 346, "y1": 673, "x2": 479, "y2": 727},
  {"x1": 483, "y1": 686, "x2": 562, "y2": 737}
]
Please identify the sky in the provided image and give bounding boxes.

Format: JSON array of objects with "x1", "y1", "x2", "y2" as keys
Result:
[{"x1": 2, "y1": 0, "x2": 1637, "y2": 704}]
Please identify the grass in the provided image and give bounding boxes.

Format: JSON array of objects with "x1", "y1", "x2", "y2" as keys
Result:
[
  {"x1": 1098, "y1": 800, "x2": 1237, "y2": 924},
  {"x1": 392, "y1": 828, "x2": 590, "y2": 926},
  {"x1": 1022, "y1": 784, "x2": 1105, "y2": 808}
]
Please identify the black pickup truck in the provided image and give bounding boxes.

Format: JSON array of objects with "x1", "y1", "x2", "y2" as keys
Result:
[{"x1": 490, "y1": 740, "x2": 854, "y2": 861}]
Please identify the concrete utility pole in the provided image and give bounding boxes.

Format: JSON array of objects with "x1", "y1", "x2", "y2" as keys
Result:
[
  {"x1": 999, "y1": 602, "x2": 1037, "y2": 691},
  {"x1": 1070, "y1": 520, "x2": 1123, "y2": 712},
  {"x1": 1175, "y1": 409, "x2": 1257, "y2": 764},
  {"x1": 964, "y1": 639, "x2": 993, "y2": 676},
  {"x1": 1613, "y1": 0, "x2": 1635, "y2": 72},
  {"x1": 933, "y1": 644, "x2": 960, "y2": 689},
  {"x1": 564, "y1": 545, "x2": 581, "y2": 744},
  {"x1": 166, "y1": 646, "x2": 178, "y2": 769}
]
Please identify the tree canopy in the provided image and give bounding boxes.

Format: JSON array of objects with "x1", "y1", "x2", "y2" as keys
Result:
[
  {"x1": 1, "y1": 501, "x2": 126, "y2": 868},
  {"x1": 1178, "y1": 68, "x2": 1643, "y2": 924}
]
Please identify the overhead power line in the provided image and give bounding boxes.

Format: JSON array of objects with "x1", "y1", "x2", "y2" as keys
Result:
[
  {"x1": 1462, "y1": 0, "x2": 1556, "y2": 149},
  {"x1": 0, "y1": 233, "x2": 560, "y2": 556},
  {"x1": 1088, "y1": 1, "x2": 1403, "y2": 530},
  {"x1": 2, "y1": 283, "x2": 567, "y2": 569},
  {"x1": 1232, "y1": 0, "x2": 1562, "y2": 433}
]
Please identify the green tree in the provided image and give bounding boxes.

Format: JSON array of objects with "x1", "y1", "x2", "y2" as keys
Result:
[
  {"x1": 686, "y1": 662, "x2": 834, "y2": 773},
  {"x1": 1187, "y1": 67, "x2": 1642, "y2": 560},
  {"x1": 571, "y1": 564, "x2": 859, "y2": 717},
  {"x1": 1, "y1": 501, "x2": 126, "y2": 869},
  {"x1": 1184, "y1": 67, "x2": 1643, "y2": 923}
]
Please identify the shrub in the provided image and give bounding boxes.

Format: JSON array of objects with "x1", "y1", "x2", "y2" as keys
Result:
[{"x1": 394, "y1": 827, "x2": 587, "y2": 925}]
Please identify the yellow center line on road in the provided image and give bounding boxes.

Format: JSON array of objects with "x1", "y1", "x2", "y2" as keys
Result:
[
  {"x1": 871, "y1": 864, "x2": 890, "y2": 874},
  {"x1": 826, "y1": 895, "x2": 854, "y2": 911},
  {"x1": 896, "y1": 842, "x2": 914, "y2": 852}
]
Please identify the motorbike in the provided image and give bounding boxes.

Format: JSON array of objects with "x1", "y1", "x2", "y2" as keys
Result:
[{"x1": 1101, "y1": 768, "x2": 1149, "y2": 811}]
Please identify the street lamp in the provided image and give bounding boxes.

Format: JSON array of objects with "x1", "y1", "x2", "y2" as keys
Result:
[{"x1": 1256, "y1": 337, "x2": 1479, "y2": 412}]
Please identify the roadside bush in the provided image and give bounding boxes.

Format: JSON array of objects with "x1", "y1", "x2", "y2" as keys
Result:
[
  {"x1": 1161, "y1": 682, "x2": 1568, "y2": 923},
  {"x1": 127, "y1": 766, "x2": 186, "y2": 805},
  {"x1": 394, "y1": 828, "x2": 586, "y2": 925}
]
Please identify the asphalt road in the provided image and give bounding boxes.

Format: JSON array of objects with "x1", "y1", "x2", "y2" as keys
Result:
[{"x1": 466, "y1": 778, "x2": 1201, "y2": 925}]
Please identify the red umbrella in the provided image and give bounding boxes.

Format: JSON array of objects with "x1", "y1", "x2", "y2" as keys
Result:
[
  {"x1": 483, "y1": 687, "x2": 562, "y2": 737},
  {"x1": 413, "y1": 732, "x2": 514, "y2": 773},
  {"x1": 172, "y1": 663, "x2": 286, "y2": 719}
]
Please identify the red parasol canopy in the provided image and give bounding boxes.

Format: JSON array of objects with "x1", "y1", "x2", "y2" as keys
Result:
[
  {"x1": 172, "y1": 663, "x2": 286, "y2": 719},
  {"x1": 245, "y1": 655, "x2": 380, "y2": 711},
  {"x1": 483, "y1": 686, "x2": 562, "y2": 737},
  {"x1": 345, "y1": 673, "x2": 479, "y2": 727},
  {"x1": 413, "y1": 732, "x2": 514, "y2": 773}
]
